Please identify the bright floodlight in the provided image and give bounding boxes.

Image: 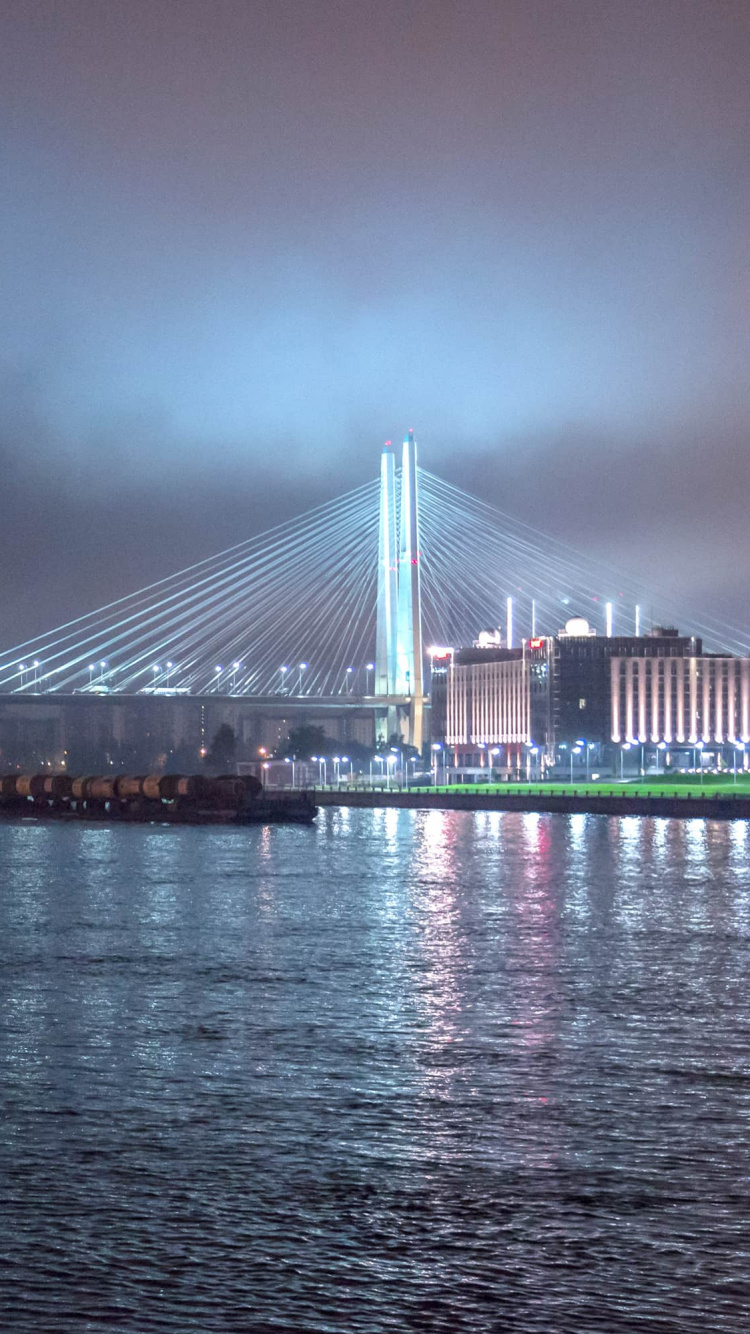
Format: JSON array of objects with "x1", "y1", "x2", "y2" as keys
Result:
[
  {"x1": 215, "y1": 665, "x2": 222, "y2": 672},
  {"x1": 366, "y1": 663, "x2": 375, "y2": 670},
  {"x1": 166, "y1": 661, "x2": 173, "y2": 669}
]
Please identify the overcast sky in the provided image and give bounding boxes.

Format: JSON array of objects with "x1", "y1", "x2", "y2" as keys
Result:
[{"x1": 1, "y1": 0, "x2": 749, "y2": 642}]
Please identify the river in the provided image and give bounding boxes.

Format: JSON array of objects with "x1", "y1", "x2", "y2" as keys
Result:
[{"x1": 1, "y1": 809, "x2": 749, "y2": 1332}]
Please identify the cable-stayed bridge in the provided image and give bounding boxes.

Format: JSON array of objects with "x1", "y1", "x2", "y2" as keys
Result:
[{"x1": 2, "y1": 434, "x2": 749, "y2": 751}]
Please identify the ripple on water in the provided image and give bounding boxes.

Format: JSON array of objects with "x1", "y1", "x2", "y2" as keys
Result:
[{"x1": 0, "y1": 811, "x2": 749, "y2": 1332}]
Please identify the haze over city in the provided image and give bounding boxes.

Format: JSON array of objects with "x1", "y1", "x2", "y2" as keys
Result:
[{"x1": 1, "y1": 0, "x2": 749, "y2": 644}]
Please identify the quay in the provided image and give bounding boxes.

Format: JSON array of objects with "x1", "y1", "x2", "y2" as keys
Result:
[{"x1": 313, "y1": 786, "x2": 750, "y2": 820}]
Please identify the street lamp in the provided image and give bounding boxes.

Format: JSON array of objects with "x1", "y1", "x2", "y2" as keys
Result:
[
  {"x1": 298, "y1": 662, "x2": 307, "y2": 694},
  {"x1": 279, "y1": 665, "x2": 288, "y2": 693},
  {"x1": 214, "y1": 665, "x2": 222, "y2": 692},
  {"x1": 346, "y1": 666, "x2": 354, "y2": 694},
  {"x1": 657, "y1": 740, "x2": 667, "y2": 773},
  {"x1": 366, "y1": 663, "x2": 375, "y2": 694},
  {"x1": 570, "y1": 745, "x2": 582, "y2": 783},
  {"x1": 734, "y1": 743, "x2": 745, "y2": 785},
  {"x1": 88, "y1": 663, "x2": 95, "y2": 687},
  {"x1": 620, "y1": 742, "x2": 631, "y2": 780},
  {"x1": 431, "y1": 742, "x2": 442, "y2": 787},
  {"x1": 231, "y1": 661, "x2": 241, "y2": 692},
  {"x1": 695, "y1": 739, "x2": 705, "y2": 789}
]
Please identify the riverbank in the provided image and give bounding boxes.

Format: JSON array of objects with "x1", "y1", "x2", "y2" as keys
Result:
[{"x1": 315, "y1": 786, "x2": 750, "y2": 819}]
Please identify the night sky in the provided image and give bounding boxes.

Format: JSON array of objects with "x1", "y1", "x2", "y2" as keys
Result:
[{"x1": 1, "y1": 0, "x2": 749, "y2": 643}]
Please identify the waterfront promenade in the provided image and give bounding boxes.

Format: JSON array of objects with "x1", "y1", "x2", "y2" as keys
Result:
[{"x1": 313, "y1": 780, "x2": 750, "y2": 820}]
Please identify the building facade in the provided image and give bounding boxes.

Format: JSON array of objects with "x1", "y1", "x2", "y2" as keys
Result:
[
  {"x1": 611, "y1": 653, "x2": 750, "y2": 744},
  {"x1": 436, "y1": 620, "x2": 747, "y2": 774}
]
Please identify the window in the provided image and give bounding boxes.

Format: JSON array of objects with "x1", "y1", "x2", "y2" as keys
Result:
[{"x1": 579, "y1": 698, "x2": 586, "y2": 709}]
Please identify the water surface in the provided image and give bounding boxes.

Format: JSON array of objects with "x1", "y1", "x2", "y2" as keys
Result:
[{"x1": 1, "y1": 809, "x2": 749, "y2": 1332}]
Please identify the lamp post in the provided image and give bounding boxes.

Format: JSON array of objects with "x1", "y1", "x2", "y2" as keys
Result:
[
  {"x1": 99, "y1": 660, "x2": 107, "y2": 685},
  {"x1": 341, "y1": 756, "x2": 350, "y2": 784},
  {"x1": 620, "y1": 742, "x2": 631, "y2": 780},
  {"x1": 214, "y1": 665, "x2": 222, "y2": 692},
  {"x1": 232, "y1": 661, "x2": 241, "y2": 693},
  {"x1": 695, "y1": 740, "x2": 705, "y2": 788},
  {"x1": 489, "y1": 747, "x2": 499, "y2": 784},
  {"x1": 333, "y1": 756, "x2": 340, "y2": 784},
  {"x1": 734, "y1": 743, "x2": 745, "y2": 785},
  {"x1": 571, "y1": 745, "x2": 582, "y2": 783},
  {"x1": 279, "y1": 665, "x2": 288, "y2": 693},
  {"x1": 366, "y1": 663, "x2": 375, "y2": 694},
  {"x1": 656, "y1": 740, "x2": 667, "y2": 773},
  {"x1": 431, "y1": 743, "x2": 441, "y2": 787},
  {"x1": 346, "y1": 666, "x2": 354, "y2": 695},
  {"x1": 298, "y1": 662, "x2": 307, "y2": 694},
  {"x1": 88, "y1": 663, "x2": 95, "y2": 688}
]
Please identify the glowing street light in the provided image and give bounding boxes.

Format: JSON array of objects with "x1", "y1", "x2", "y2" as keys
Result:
[
  {"x1": 366, "y1": 663, "x2": 375, "y2": 694},
  {"x1": 695, "y1": 739, "x2": 705, "y2": 789},
  {"x1": 620, "y1": 741, "x2": 632, "y2": 780},
  {"x1": 298, "y1": 662, "x2": 307, "y2": 694},
  {"x1": 570, "y1": 744, "x2": 582, "y2": 783},
  {"x1": 345, "y1": 666, "x2": 354, "y2": 694},
  {"x1": 279, "y1": 665, "x2": 288, "y2": 693}
]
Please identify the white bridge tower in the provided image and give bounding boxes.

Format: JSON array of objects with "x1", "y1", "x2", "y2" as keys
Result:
[{"x1": 375, "y1": 431, "x2": 424, "y2": 750}]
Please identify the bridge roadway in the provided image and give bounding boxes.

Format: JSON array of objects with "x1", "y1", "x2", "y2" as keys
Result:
[{"x1": 0, "y1": 691, "x2": 423, "y2": 709}]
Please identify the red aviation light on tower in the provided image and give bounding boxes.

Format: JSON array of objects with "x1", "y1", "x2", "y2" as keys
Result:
[{"x1": 529, "y1": 638, "x2": 545, "y2": 649}]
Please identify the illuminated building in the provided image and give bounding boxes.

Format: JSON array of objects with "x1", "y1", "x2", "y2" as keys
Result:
[{"x1": 437, "y1": 619, "x2": 741, "y2": 774}]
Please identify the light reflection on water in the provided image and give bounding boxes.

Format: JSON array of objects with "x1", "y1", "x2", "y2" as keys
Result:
[{"x1": 0, "y1": 811, "x2": 749, "y2": 1333}]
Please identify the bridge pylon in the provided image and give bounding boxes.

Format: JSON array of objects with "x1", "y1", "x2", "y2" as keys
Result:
[{"x1": 375, "y1": 432, "x2": 424, "y2": 752}]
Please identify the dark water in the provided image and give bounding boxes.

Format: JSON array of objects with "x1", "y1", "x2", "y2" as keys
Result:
[{"x1": 1, "y1": 809, "x2": 749, "y2": 1333}]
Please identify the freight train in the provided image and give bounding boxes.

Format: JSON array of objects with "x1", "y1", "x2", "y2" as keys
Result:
[{"x1": 0, "y1": 772, "x2": 316, "y2": 824}]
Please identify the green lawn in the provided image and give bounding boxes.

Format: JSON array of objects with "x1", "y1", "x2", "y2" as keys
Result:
[{"x1": 407, "y1": 779, "x2": 750, "y2": 799}]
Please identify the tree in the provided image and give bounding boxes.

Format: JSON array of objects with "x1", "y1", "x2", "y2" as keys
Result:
[
  {"x1": 205, "y1": 724, "x2": 237, "y2": 774},
  {"x1": 276, "y1": 724, "x2": 334, "y2": 759}
]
